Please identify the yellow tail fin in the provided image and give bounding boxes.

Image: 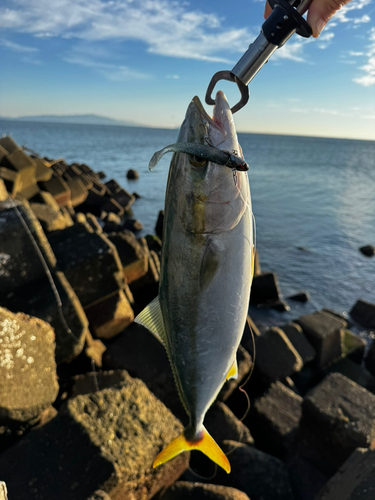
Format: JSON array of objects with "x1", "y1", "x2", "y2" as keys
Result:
[{"x1": 153, "y1": 427, "x2": 230, "y2": 473}]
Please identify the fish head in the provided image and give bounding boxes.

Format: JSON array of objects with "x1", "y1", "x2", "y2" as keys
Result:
[{"x1": 173, "y1": 91, "x2": 250, "y2": 234}]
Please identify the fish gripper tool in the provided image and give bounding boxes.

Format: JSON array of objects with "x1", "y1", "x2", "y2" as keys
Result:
[{"x1": 205, "y1": 0, "x2": 313, "y2": 114}]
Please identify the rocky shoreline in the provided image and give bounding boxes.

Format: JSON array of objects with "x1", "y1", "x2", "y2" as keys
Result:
[{"x1": 0, "y1": 136, "x2": 375, "y2": 500}]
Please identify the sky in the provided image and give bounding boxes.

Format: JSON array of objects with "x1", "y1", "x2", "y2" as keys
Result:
[{"x1": 0, "y1": 0, "x2": 374, "y2": 140}]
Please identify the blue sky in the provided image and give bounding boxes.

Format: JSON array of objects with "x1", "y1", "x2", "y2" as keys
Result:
[{"x1": 0, "y1": 0, "x2": 374, "y2": 140}]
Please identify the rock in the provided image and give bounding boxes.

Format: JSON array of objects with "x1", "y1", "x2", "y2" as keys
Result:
[
  {"x1": 340, "y1": 329, "x2": 366, "y2": 364},
  {"x1": 160, "y1": 482, "x2": 250, "y2": 500},
  {"x1": 213, "y1": 441, "x2": 294, "y2": 500},
  {"x1": 251, "y1": 381, "x2": 303, "y2": 458},
  {"x1": 250, "y1": 272, "x2": 281, "y2": 305},
  {"x1": 218, "y1": 345, "x2": 252, "y2": 402},
  {"x1": 30, "y1": 202, "x2": 71, "y2": 232},
  {"x1": 295, "y1": 310, "x2": 345, "y2": 369},
  {"x1": 279, "y1": 322, "x2": 316, "y2": 364},
  {"x1": 1, "y1": 147, "x2": 39, "y2": 199},
  {"x1": 0, "y1": 377, "x2": 188, "y2": 500},
  {"x1": 0, "y1": 136, "x2": 19, "y2": 154},
  {"x1": 325, "y1": 357, "x2": 375, "y2": 394},
  {"x1": 103, "y1": 322, "x2": 184, "y2": 421},
  {"x1": 97, "y1": 171, "x2": 106, "y2": 180},
  {"x1": 0, "y1": 482, "x2": 8, "y2": 500},
  {"x1": 365, "y1": 341, "x2": 375, "y2": 377},
  {"x1": 107, "y1": 231, "x2": 148, "y2": 284},
  {"x1": 322, "y1": 308, "x2": 353, "y2": 328},
  {"x1": 48, "y1": 224, "x2": 125, "y2": 309},
  {"x1": 85, "y1": 213, "x2": 103, "y2": 233},
  {"x1": 84, "y1": 330, "x2": 106, "y2": 368},
  {"x1": 102, "y1": 212, "x2": 122, "y2": 232},
  {"x1": 0, "y1": 307, "x2": 59, "y2": 423},
  {"x1": 268, "y1": 299, "x2": 290, "y2": 312},
  {"x1": 124, "y1": 218, "x2": 143, "y2": 232},
  {"x1": 105, "y1": 179, "x2": 121, "y2": 194},
  {"x1": 127, "y1": 169, "x2": 139, "y2": 180},
  {"x1": 110, "y1": 188, "x2": 135, "y2": 211},
  {"x1": 205, "y1": 401, "x2": 254, "y2": 447},
  {"x1": 145, "y1": 234, "x2": 162, "y2": 256},
  {"x1": 314, "y1": 448, "x2": 375, "y2": 500},
  {"x1": 350, "y1": 300, "x2": 375, "y2": 329},
  {"x1": 155, "y1": 210, "x2": 164, "y2": 239},
  {"x1": 288, "y1": 291, "x2": 310, "y2": 302},
  {"x1": 40, "y1": 175, "x2": 71, "y2": 207},
  {"x1": 300, "y1": 373, "x2": 375, "y2": 472},
  {"x1": 254, "y1": 327, "x2": 303, "y2": 383},
  {"x1": 359, "y1": 245, "x2": 375, "y2": 257},
  {"x1": 64, "y1": 177, "x2": 88, "y2": 207},
  {"x1": 130, "y1": 245, "x2": 160, "y2": 313},
  {"x1": 132, "y1": 191, "x2": 141, "y2": 199},
  {"x1": 0, "y1": 198, "x2": 56, "y2": 298},
  {"x1": 87, "y1": 491, "x2": 111, "y2": 500},
  {"x1": 85, "y1": 290, "x2": 134, "y2": 339}
]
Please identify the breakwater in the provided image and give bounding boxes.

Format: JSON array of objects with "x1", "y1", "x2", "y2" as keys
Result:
[{"x1": 0, "y1": 136, "x2": 375, "y2": 500}]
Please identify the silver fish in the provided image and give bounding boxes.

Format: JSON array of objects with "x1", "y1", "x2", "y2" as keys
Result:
[{"x1": 136, "y1": 91, "x2": 254, "y2": 473}]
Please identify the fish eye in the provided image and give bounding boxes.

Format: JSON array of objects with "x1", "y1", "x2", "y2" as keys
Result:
[{"x1": 189, "y1": 155, "x2": 208, "y2": 168}]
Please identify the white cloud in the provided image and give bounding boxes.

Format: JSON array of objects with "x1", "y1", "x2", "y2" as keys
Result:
[
  {"x1": 166, "y1": 74, "x2": 180, "y2": 79},
  {"x1": 0, "y1": 38, "x2": 38, "y2": 52},
  {"x1": 317, "y1": 32, "x2": 335, "y2": 49},
  {"x1": 0, "y1": 0, "x2": 253, "y2": 63},
  {"x1": 334, "y1": 0, "x2": 372, "y2": 24},
  {"x1": 353, "y1": 27, "x2": 375, "y2": 86}
]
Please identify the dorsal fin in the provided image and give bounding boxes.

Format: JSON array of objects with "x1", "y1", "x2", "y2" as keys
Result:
[
  {"x1": 134, "y1": 296, "x2": 167, "y2": 346},
  {"x1": 226, "y1": 358, "x2": 238, "y2": 381}
]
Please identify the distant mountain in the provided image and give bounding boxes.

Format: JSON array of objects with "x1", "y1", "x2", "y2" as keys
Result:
[{"x1": 0, "y1": 114, "x2": 142, "y2": 127}]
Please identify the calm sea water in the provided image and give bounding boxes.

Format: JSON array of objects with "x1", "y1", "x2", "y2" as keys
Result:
[{"x1": 1, "y1": 119, "x2": 375, "y2": 331}]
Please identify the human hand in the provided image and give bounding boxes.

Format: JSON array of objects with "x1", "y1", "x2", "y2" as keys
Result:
[{"x1": 264, "y1": 0, "x2": 353, "y2": 38}]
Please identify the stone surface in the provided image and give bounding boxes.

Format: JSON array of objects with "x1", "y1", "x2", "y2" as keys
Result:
[
  {"x1": 325, "y1": 357, "x2": 375, "y2": 393},
  {"x1": 0, "y1": 377, "x2": 188, "y2": 500},
  {"x1": 301, "y1": 373, "x2": 375, "y2": 471},
  {"x1": 295, "y1": 310, "x2": 345, "y2": 369},
  {"x1": 250, "y1": 272, "x2": 281, "y2": 305},
  {"x1": 315, "y1": 448, "x2": 375, "y2": 500},
  {"x1": 107, "y1": 231, "x2": 148, "y2": 284},
  {"x1": 213, "y1": 441, "x2": 294, "y2": 500},
  {"x1": 48, "y1": 224, "x2": 124, "y2": 308},
  {"x1": 71, "y1": 370, "x2": 130, "y2": 397},
  {"x1": 160, "y1": 482, "x2": 250, "y2": 500},
  {"x1": 340, "y1": 329, "x2": 366, "y2": 364},
  {"x1": 251, "y1": 381, "x2": 303, "y2": 457},
  {"x1": 254, "y1": 327, "x2": 303, "y2": 383},
  {"x1": 280, "y1": 322, "x2": 316, "y2": 364},
  {"x1": 359, "y1": 245, "x2": 375, "y2": 257},
  {"x1": 350, "y1": 300, "x2": 375, "y2": 329},
  {"x1": 205, "y1": 401, "x2": 254, "y2": 447},
  {"x1": 0, "y1": 307, "x2": 59, "y2": 423},
  {"x1": 85, "y1": 290, "x2": 134, "y2": 339}
]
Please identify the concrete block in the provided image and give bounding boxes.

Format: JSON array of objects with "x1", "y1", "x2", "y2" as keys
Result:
[
  {"x1": 108, "y1": 231, "x2": 148, "y2": 284},
  {"x1": 40, "y1": 175, "x2": 71, "y2": 206},
  {"x1": 315, "y1": 448, "x2": 375, "y2": 500},
  {"x1": 112, "y1": 188, "x2": 134, "y2": 210},
  {"x1": 350, "y1": 300, "x2": 375, "y2": 329},
  {"x1": 325, "y1": 357, "x2": 375, "y2": 393},
  {"x1": 48, "y1": 224, "x2": 124, "y2": 308},
  {"x1": 0, "y1": 145, "x2": 8, "y2": 163},
  {"x1": 85, "y1": 290, "x2": 134, "y2": 339},
  {"x1": 341, "y1": 329, "x2": 366, "y2": 364},
  {"x1": 0, "y1": 179, "x2": 8, "y2": 201},
  {"x1": 0, "y1": 136, "x2": 19, "y2": 154},
  {"x1": 64, "y1": 177, "x2": 88, "y2": 207},
  {"x1": 280, "y1": 322, "x2": 316, "y2": 364},
  {"x1": 295, "y1": 310, "x2": 345, "y2": 369},
  {"x1": 365, "y1": 340, "x2": 375, "y2": 377},
  {"x1": 33, "y1": 157, "x2": 52, "y2": 182},
  {"x1": 2, "y1": 149, "x2": 38, "y2": 199},
  {"x1": 250, "y1": 272, "x2": 281, "y2": 305},
  {"x1": 0, "y1": 377, "x2": 188, "y2": 500},
  {"x1": 0, "y1": 167, "x2": 21, "y2": 196},
  {"x1": 254, "y1": 327, "x2": 303, "y2": 383},
  {"x1": 251, "y1": 381, "x2": 303, "y2": 457},
  {"x1": 218, "y1": 345, "x2": 252, "y2": 402},
  {"x1": 0, "y1": 482, "x2": 8, "y2": 500},
  {"x1": 30, "y1": 203, "x2": 71, "y2": 232},
  {"x1": 0, "y1": 307, "x2": 59, "y2": 423},
  {"x1": 105, "y1": 179, "x2": 121, "y2": 194},
  {"x1": 160, "y1": 482, "x2": 250, "y2": 500},
  {"x1": 301, "y1": 373, "x2": 375, "y2": 471},
  {"x1": 205, "y1": 401, "x2": 254, "y2": 447}
]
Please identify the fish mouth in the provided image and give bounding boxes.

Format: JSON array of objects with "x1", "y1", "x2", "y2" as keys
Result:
[{"x1": 192, "y1": 92, "x2": 239, "y2": 154}]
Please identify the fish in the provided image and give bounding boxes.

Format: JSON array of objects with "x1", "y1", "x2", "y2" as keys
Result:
[{"x1": 135, "y1": 91, "x2": 254, "y2": 474}]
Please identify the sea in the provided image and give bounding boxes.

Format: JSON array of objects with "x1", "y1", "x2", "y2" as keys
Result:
[{"x1": 1, "y1": 119, "x2": 375, "y2": 334}]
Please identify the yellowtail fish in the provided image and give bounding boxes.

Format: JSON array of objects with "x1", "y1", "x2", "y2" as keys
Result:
[{"x1": 135, "y1": 91, "x2": 254, "y2": 473}]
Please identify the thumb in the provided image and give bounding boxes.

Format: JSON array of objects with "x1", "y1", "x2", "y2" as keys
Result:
[{"x1": 307, "y1": 0, "x2": 352, "y2": 37}]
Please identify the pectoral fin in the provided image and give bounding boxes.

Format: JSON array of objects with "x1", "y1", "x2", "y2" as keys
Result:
[
  {"x1": 200, "y1": 240, "x2": 220, "y2": 291},
  {"x1": 153, "y1": 426, "x2": 230, "y2": 474},
  {"x1": 134, "y1": 296, "x2": 166, "y2": 346},
  {"x1": 226, "y1": 358, "x2": 238, "y2": 381}
]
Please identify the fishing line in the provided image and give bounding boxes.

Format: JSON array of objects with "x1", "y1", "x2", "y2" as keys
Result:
[
  {"x1": 187, "y1": 463, "x2": 218, "y2": 481},
  {"x1": 91, "y1": 359, "x2": 100, "y2": 392},
  {"x1": 8, "y1": 196, "x2": 78, "y2": 342}
]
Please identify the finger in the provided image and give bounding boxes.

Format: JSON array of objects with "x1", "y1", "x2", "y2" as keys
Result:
[
  {"x1": 307, "y1": 0, "x2": 352, "y2": 37},
  {"x1": 264, "y1": 1, "x2": 272, "y2": 19}
]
